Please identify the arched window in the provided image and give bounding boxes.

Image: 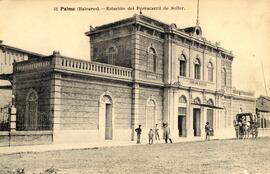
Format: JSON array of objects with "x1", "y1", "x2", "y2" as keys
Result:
[
  {"x1": 179, "y1": 54, "x2": 186, "y2": 77},
  {"x1": 207, "y1": 62, "x2": 214, "y2": 82},
  {"x1": 25, "y1": 89, "x2": 38, "y2": 130},
  {"x1": 179, "y1": 95, "x2": 187, "y2": 103},
  {"x1": 146, "y1": 99, "x2": 156, "y2": 129},
  {"x1": 148, "y1": 47, "x2": 157, "y2": 72},
  {"x1": 107, "y1": 46, "x2": 117, "y2": 65},
  {"x1": 194, "y1": 58, "x2": 201, "y2": 79},
  {"x1": 221, "y1": 68, "x2": 227, "y2": 86}
]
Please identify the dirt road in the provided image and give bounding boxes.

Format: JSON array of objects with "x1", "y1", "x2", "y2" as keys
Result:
[{"x1": 0, "y1": 137, "x2": 269, "y2": 174}]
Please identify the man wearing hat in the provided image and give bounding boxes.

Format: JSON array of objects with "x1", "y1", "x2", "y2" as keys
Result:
[
  {"x1": 163, "y1": 122, "x2": 173, "y2": 143},
  {"x1": 205, "y1": 122, "x2": 211, "y2": 141},
  {"x1": 135, "y1": 125, "x2": 142, "y2": 144}
]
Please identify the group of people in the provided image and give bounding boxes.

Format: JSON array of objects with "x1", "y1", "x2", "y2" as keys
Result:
[
  {"x1": 233, "y1": 115, "x2": 258, "y2": 139},
  {"x1": 135, "y1": 121, "x2": 213, "y2": 144},
  {"x1": 135, "y1": 123, "x2": 173, "y2": 145}
]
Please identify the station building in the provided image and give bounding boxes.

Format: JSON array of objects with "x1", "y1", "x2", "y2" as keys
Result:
[{"x1": 2, "y1": 14, "x2": 257, "y2": 145}]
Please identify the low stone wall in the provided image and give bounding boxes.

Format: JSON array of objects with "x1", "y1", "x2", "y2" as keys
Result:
[
  {"x1": 0, "y1": 131, "x2": 53, "y2": 147},
  {"x1": 0, "y1": 132, "x2": 9, "y2": 146},
  {"x1": 53, "y1": 129, "x2": 132, "y2": 144}
]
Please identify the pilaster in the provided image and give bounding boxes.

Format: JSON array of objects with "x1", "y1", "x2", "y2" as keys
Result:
[
  {"x1": 50, "y1": 72, "x2": 61, "y2": 132},
  {"x1": 187, "y1": 88, "x2": 194, "y2": 137},
  {"x1": 131, "y1": 24, "x2": 140, "y2": 81},
  {"x1": 163, "y1": 87, "x2": 174, "y2": 126},
  {"x1": 131, "y1": 83, "x2": 140, "y2": 141},
  {"x1": 201, "y1": 107, "x2": 205, "y2": 139},
  {"x1": 130, "y1": 24, "x2": 141, "y2": 141},
  {"x1": 10, "y1": 105, "x2": 16, "y2": 132},
  {"x1": 164, "y1": 34, "x2": 172, "y2": 84},
  {"x1": 216, "y1": 95, "x2": 221, "y2": 129}
]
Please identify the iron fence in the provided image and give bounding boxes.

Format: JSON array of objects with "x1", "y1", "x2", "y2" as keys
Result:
[
  {"x1": 16, "y1": 112, "x2": 52, "y2": 131},
  {"x1": 0, "y1": 102, "x2": 11, "y2": 131}
]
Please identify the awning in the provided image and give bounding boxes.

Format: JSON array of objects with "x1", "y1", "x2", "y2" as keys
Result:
[
  {"x1": 256, "y1": 108, "x2": 270, "y2": 113},
  {"x1": 191, "y1": 103, "x2": 224, "y2": 110}
]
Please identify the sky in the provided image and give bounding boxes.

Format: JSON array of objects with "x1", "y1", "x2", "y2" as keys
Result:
[{"x1": 0, "y1": 0, "x2": 269, "y2": 97}]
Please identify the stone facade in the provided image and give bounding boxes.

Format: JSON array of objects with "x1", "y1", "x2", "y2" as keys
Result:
[
  {"x1": 15, "y1": 68, "x2": 51, "y2": 131},
  {"x1": 10, "y1": 14, "x2": 257, "y2": 145}
]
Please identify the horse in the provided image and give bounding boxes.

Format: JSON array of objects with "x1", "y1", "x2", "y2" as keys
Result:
[
  {"x1": 242, "y1": 122, "x2": 250, "y2": 139},
  {"x1": 250, "y1": 122, "x2": 259, "y2": 139}
]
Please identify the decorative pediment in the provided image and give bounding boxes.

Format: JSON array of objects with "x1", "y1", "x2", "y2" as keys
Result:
[
  {"x1": 179, "y1": 54, "x2": 186, "y2": 61},
  {"x1": 194, "y1": 97, "x2": 201, "y2": 104},
  {"x1": 194, "y1": 58, "x2": 200, "y2": 65},
  {"x1": 102, "y1": 95, "x2": 112, "y2": 104},
  {"x1": 207, "y1": 61, "x2": 213, "y2": 69},
  {"x1": 207, "y1": 99, "x2": 214, "y2": 106},
  {"x1": 100, "y1": 90, "x2": 114, "y2": 104}
]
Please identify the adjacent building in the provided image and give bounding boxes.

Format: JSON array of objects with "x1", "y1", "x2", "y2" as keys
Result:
[
  {"x1": 0, "y1": 41, "x2": 44, "y2": 132},
  {"x1": 257, "y1": 95, "x2": 270, "y2": 136}
]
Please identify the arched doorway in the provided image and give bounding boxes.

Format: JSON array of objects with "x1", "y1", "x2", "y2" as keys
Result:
[
  {"x1": 193, "y1": 97, "x2": 201, "y2": 136},
  {"x1": 178, "y1": 95, "x2": 187, "y2": 137},
  {"x1": 100, "y1": 94, "x2": 113, "y2": 140},
  {"x1": 146, "y1": 99, "x2": 156, "y2": 129}
]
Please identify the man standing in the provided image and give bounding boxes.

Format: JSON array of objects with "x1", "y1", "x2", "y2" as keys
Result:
[
  {"x1": 148, "y1": 129, "x2": 154, "y2": 145},
  {"x1": 135, "y1": 125, "x2": 142, "y2": 144},
  {"x1": 233, "y1": 119, "x2": 239, "y2": 139},
  {"x1": 163, "y1": 123, "x2": 173, "y2": 143},
  {"x1": 154, "y1": 124, "x2": 160, "y2": 141},
  {"x1": 205, "y1": 122, "x2": 211, "y2": 141}
]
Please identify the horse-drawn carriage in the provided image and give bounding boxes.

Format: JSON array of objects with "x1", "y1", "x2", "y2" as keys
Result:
[{"x1": 234, "y1": 113, "x2": 260, "y2": 139}]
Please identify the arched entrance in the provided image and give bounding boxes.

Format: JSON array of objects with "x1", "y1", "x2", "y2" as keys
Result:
[
  {"x1": 146, "y1": 99, "x2": 156, "y2": 129},
  {"x1": 193, "y1": 97, "x2": 201, "y2": 136},
  {"x1": 99, "y1": 93, "x2": 114, "y2": 140},
  {"x1": 178, "y1": 95, "x2": 187, "y2": 137}
]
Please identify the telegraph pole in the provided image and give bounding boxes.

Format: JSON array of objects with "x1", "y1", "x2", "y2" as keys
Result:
[
  {"x1": 196, "y1": 0, "x2": 200, "y2": 26},
  {"x1": 255, "y1": 54, "x2": 269, "y2": 96}
]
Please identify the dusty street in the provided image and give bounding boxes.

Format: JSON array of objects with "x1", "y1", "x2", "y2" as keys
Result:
[{"x1": 0, "y1": 137, "x2": 269, "y2": 174}]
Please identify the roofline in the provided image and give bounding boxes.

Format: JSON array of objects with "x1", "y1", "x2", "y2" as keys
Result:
[
  {"x1": 85, "y1": 14, "x2": 234, "y2": 58},
  {"x1": 258, "y1": 95, "x2": 270, "y2": 101},
  {"x1": 85, "y1": 15, "x2": 136, "y2": 36},
  {"x1": 0, "y1": 43, "x2": 45, "y2": 57}
]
